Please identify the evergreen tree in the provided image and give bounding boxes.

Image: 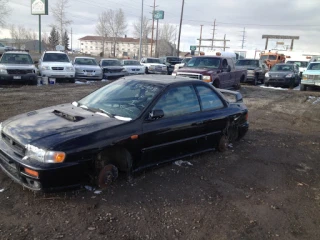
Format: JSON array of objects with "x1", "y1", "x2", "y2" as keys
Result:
[
  {"x1": 48, "y1": 26, "x2": 60, "y2": 50},
  {"x1": 63, "y1": 31, "x2": 69, "y2": 50}
]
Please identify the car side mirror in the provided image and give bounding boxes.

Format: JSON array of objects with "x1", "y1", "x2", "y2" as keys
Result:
[
  {"x1": 227, "y1": 65, "x2": 231, "y2": 72},
  {"x1": 148, "y1": 109, "x2": 164, "y2": 120}
]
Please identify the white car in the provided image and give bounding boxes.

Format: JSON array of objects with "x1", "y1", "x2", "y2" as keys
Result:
[
  {"x1": 38, "y1": 51, "x2": 75, "y2": 83},
  {"x1": 73, "y1": 57, "x2": 103, "y2": 80},
  {"x1": 140, "y1": 57, "x2": 167, "y2": 74},
  {"x1": 120, "y1": 59, "x2": 145, "y2": 75}
]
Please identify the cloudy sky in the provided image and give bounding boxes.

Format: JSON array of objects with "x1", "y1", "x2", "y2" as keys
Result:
[{"x1": 2, "y1": 0, "x2": 320, "y2": 53}]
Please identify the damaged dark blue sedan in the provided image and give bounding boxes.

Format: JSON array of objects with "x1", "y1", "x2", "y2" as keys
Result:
[{"x1": 0, "y1": 75, "x2": 249, "y2": 191}]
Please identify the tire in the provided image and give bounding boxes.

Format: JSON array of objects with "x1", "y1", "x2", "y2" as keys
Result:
[
  {"x1": 69, "y1": 78, "x2": 75, "y2": 83},
  {"x1": 260, "y1": 77, "x2": 265, "y2": 84},
  {"x1": 253, "y1": 75, "x2": 258, "y2": 86},
  {"x1": 213, "y1": 79, "x2": 220, "y2": 88},
  {"x1": 145, "y1": 67, "x2": 149, "y2": 74},
  {"x1": 264, "y1": 82, "x2": 269, "y2": 87},
  {"x1": 300, "y1": 84, "x2": 306, "y2": 91}
]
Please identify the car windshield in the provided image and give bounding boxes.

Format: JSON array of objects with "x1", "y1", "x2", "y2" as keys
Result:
[
  {"x1": 307, "y1": 63, "x2": 320, "y2": 70},
  {"x1": 78, "y1": 80, "x2": 162, "y2": 120},
  {"x1": 286, "y1": 61, "x2": 308, "y2": 68},
  {"x1": 271, "y1": 65, "x2": 293, "y2": 71},
  {"x1": 186, "y1": 57, "x2": 221, "y2": 68},
  {"x1": 260, "y1": 55, "x2": 277, "y2": 61},
  {"x1": 166, "y1": 57, "x2": 181, "y2": 63},
  {"x1": 0, "y1": 53, "x2": 33, "y2": 64},
  {"x1": 43, "y1": 53, "x2": 70, "y2": 62},
  {"x1": 146, "y1": 58, "x2": 160, "y2": 63},
  {"x1": 123, "y1": 60, "x2": 141, "y2": 66},
  {"x1": 236, "y1": 60, "x2": 259, "y2": 67},
  {"x1": 74, "y1": 58, "x2": 97, "y2": 65},
  {"x1": 101, "y1": 60, "x2": 121, "y2": 66},
  {"x1": 181, "y1": 58, "x2": 191, "y2": 64}
]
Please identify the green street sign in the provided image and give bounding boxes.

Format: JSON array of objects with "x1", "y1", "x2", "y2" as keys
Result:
[
  {"x1": 190, "y1": 46, "x2": 197, "y2": 51},
  {"x1": 31, "y1": 0, "x2": 48, "y2": 15},
  {"x1": 154, "y1": 10, "x2": 164, "y2": 20}
]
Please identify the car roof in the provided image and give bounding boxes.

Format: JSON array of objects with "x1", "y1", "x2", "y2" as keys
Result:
[
  {"x1": 44, "y1": 51, "x2": 67, "y2": 54},
  {"x1": 4, "y1": 51, "x2": 30, "y2": 55},
  {"x1": 120, "y1": 74, "x2": 207, "y2": 87},
  {"x1": 101, "y1": 58, "x2": 119, "y2": 61},
  {"x1": 74, "y1": 56, "x2": 95, "y2": 59}
]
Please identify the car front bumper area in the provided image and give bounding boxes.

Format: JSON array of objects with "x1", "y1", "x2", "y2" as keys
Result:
[
  {"x1": 75, "y1": 72, "x2": 103, "y2": 80},
  {"x1": 41, "y1": 70, "x2": 75, "y2": 79},
  {"x1": 0, "y1": 73, "x2": 37, "y2": 84},
  {"x1": 265, "y1": 77, "x2": 295, "y2": 87},
  {"x1": 0, "y1": 137, "x2": 90, "y2": 192}
]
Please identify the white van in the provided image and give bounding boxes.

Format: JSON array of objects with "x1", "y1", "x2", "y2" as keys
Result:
[{"x1": 204, "y1": 51, "x2": 237, "y2": 63}]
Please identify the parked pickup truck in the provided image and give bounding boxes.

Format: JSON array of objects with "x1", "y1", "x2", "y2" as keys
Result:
[{"x1": 172, "y1": 56, "x2": 246, "y2": 89}]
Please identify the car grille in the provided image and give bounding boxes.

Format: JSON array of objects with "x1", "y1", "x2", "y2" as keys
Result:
[
  {"x1": 7, "y1": 69, "x2": 34, "y2": 75},
  {"x1": 131, "y1": 69, "x2": 141, "y2": 71},
  {"x1": 1, "y1": 133, "x2": 25, "y2": 157},
  {"x1": 52, "y1": 67, "x2": 64, "y2": 70},
  {"x1": 177, "y1": 73, "x2": 202, "y2": 80},
  {"x1": 84, "y1": 70, "x2": 94, "y2": 72},
  {"x1": 104, "y1": 69, "x2": 122, "y2": 73},
  {"x1": 307, "y1": 75, "x2": 320, "y2": 80},
  {"x1": 0, "y1": 150, "x2": 20, "y2": 180},
  {"x1": 269, "y1": 78, "x2": 285, "y2": 83}
]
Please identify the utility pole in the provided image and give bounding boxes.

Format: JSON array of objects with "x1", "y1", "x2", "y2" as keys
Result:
[
  {"x1": 39, "y1": 15, "x2": 41, "y2": 54},
  {"x1": 155, "y1": 19, "x2": 159, "y2": 57},
  {"x1": 198, "y1": 25, "x2": 203, "y2": 55},
  {"x1": 177, "y1": 0, "x2": 185, "y2": 59},
  {"x1": 223, "y1": 34, "x2": 226, "y2": 51},
  {"x1": 139, "y1": 0, "x2": 144, "y2": 60},
  {"x1": 211, "y1": 19, "x2": 217, "y2": 49},
  {"x1": 71, "y1": 28, "x2": 73, "y2": 51},
  {"x1": 241, "y1": 27, "x2": 246, "y2": 49},
  {"x1": 150, "y1": 0, "x2": 156, "y2": 57}
]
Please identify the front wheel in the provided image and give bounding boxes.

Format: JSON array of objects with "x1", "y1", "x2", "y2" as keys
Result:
[
  {"x1": 69, "y1": 78, "x2": 75, "y2": 83},
  {"x1": 145, "y1": 67, "x2": 149, "y2": 74},
  {"x1": 264, "y1": 82, "x2": 269, "y2": 87}
]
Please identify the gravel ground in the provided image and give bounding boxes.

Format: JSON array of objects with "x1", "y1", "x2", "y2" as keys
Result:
[{"x1": 0, "y1": 82, "x2": 320, "y2": 240}]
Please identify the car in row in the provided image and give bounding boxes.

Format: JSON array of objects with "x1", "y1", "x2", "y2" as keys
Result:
[{"x1": 0, "y1": 75, "x2": 249, "y2": 191}]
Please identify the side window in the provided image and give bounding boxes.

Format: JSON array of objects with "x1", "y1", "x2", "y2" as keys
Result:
[
  {"x1": 153, "y1": 85, "x2": 200, "y2": 118},
  {"x1": 222, "y1": 59, "x2": 228, "y2": 68},
  {"x1": 195, "y1": 85, "x2": 224, "y2": 111}
]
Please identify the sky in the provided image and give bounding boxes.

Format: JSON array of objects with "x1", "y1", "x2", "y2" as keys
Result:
[{"x1": 2, "y1": 0, "x2": 320, "y2": 53}]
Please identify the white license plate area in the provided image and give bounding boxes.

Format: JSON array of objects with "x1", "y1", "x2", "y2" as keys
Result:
[{"x1": 13, "y1": 76, "x2": 21, "y2": 79}]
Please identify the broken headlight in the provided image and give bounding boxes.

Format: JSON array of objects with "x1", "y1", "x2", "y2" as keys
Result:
[{"x1": 25, "y1": 144, "x2": 66, "y2": 163}]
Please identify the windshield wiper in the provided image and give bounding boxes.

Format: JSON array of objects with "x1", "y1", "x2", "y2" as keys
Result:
[{"x1": 87, "y1": 107, "x2": 114, "y2": 118}]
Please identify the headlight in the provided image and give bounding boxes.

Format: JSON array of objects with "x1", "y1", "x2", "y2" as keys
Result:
[
  {"x1": 25, "y1": 144, "x2": 66, "y2": 163},
  {"x1": 172, "y1": 72, "x2": 177, "y2": 76},
  {"x1": 202, "y1": 75, "x2": 212, "y2": 83},
  {"x1": 66, "y1": 67, "x2": 74, "y2": 71},
  {"x1": 265, "y1": 72, "x2": 269, "y2": 77},
  {"x1": 162, "y1": 66, "x2": 167, "y2": 70},
  {"x1": 302, "y1": 75, "x2": 308, "y2": 80},
  {"x1": 41, "y1": 66, "x2": 50, "y2": 70},
  {"x1": 122, "y1": 68, "x2": 127, "y2": 72},
  {"x1": 0, "y1": 68, "x2": 8, "y2": 74},
  {"x1": 285, "y1": 74, "x2": 293, "y2": 78},
  {"x1": 149, "y1": 65, "x2": 155, "y2": 70}
]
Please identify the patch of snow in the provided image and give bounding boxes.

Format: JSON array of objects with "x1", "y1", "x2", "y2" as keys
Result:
[
  {"x1": 0, "y1": 188, "x2": 5, "y2": 192},
  {"x1": 308, "y1": 96, "x2": 320, "y2": 104},
  {"x1": 75, "y1": 81, "x2": 85, "y2": 84},
  {"x1": 174, "y1": 160, "x2": 193, "y2": 167},
  {"x1": 260, "y1": 85, "x2": 287, "y2": 91}
]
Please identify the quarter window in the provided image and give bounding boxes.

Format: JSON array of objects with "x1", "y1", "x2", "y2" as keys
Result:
[
  {"x1": 153, "y1": 86, "x2": 200, "y2": 118},
  {"x1": 195, "y1": 85, "x2": 224, "y2": 110}
]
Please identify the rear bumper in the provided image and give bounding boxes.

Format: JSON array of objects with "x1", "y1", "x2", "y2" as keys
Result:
[{"x1": 0, "y1": 137, "x2": 90, "y2": 192}]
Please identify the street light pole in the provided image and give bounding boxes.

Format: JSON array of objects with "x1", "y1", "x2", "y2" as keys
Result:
[
  {"x1": 176, "y1": 0, "x2": 185, "y2": 57},
  {"x1": 139, "y1": 0, "x2": 144, "y2": 60}
]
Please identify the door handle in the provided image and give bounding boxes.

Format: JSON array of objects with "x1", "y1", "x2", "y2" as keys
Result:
[{"x1": 192, "y1": 121, "x2": 203, "y2": 126}]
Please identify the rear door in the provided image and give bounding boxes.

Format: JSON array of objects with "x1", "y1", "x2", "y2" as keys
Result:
[
  {"x1": 219, "y1": 58, "x2": 231, "y2": 88},
  {"x1": 227, "y1": 58, "x2": 236, "y2": 86}
]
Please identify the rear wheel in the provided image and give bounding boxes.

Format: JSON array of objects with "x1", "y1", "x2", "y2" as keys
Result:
[
  {"x1": 213, "y1": 79, "x2": 220, "y2": 88},
  {"x1": 145, "y1": 67, "x2": 149, "y2": 74},
  {"x1": 98, "y1": 164, "x2": 119, "y2": 189},
  {"x1": 253, "y1": 74, "x2": 258, "y2": 86}
]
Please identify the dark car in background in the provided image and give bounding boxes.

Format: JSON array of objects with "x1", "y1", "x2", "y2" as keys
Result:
[
  {"x1": 0, "y1": 75, "x2": 248, "y2": 192},
  {"x1": 235, "y1": 59, "x2": 269, "y2": 85},
  {"x1": 159, "y1": 56, "x2": 182, "y2": 75},
  {"x1": 99, "y1": 59, "x2": 127, "y2": 80},
  {"x1": 0, "y1": 51, "x2": 38, "y2": 85},
  {"x1": 264, "y1": 63, "x2": 300, "y2": 88}
]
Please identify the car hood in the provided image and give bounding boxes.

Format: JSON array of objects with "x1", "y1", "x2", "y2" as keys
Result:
[
  {"x1": 177, "y1": 67, "x2": 218, "y2": 74},
  {"x1": 268, "y1": 71, "x2": 293, "y2": 77},
  {"x1": 303, "y1": 70, "x2": 320, "y2": 75},
  {"x1": 235, "y1": 66, "x2": 259, "y2": 70},
  {"x1": 143, "y1": 63, "x2": 166, "y2": 67},
  {"x1": 0, "y1": 64, "x2": 36, "y2": 69},
  {"x1": 74, "y1": 65, "x2": 101, "y2": 70},
  {"x1": 41, "y1": 62, "x2": 73, "y2": 67},
  {"x1": 1, "y1": 104, "x2": 125, "y2": 148}
]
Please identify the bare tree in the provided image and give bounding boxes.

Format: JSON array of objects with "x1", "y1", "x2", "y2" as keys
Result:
[
  {"x1": 96, "y1": 13, "x2": 109, "y2": 56},
  {"x1": 9, "y1": 25, "x2": 30, "y2": 49},
  {"x1": 133, "y1": 16, "x2": 151, "y2": 57},
  {"x1": 0, "y1": 0, "x2": 11, "y2": 28},
  {"x1": 51, "y1": 0, "x2": 72, "y2": 45},
  {"x1": 157, "y1": 23, "x2": 177, "y2": 56},
  {"x1": 99, "y1": 9, "x2": 126, "y2": 57}
]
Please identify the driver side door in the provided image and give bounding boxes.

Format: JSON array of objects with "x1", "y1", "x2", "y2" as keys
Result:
[{"x1": 138, "y1": 85, "x2": 206, "y2": 169}]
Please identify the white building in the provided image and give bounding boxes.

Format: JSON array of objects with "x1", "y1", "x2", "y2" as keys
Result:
[{"x1": 79, "y1": 35, "x2": 157, "y2": 58}]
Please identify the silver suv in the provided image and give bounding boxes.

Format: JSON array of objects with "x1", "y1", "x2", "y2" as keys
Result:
[
  {"x1": 38, "y1": 51, "x2": 75, "y2": 83},
  {"x1": 0, "y1": 51, "x2": 38, "y2": 85}
]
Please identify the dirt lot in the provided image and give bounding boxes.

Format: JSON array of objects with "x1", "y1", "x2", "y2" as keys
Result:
[{"x1": 0, "y1": 82, "x2": 320, "y2": 240}]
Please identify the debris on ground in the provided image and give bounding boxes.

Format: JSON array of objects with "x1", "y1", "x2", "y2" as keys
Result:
[
  {"x1": 94, "y1": 190, "x2": 102, "y2": 194},
  {"x1": 307, "y1": 96, "x2": 320, "y2": 104},
  {"x1": 173, "y1": 160, "x2": 193, "y2": 167},
  {"x1": 84, "y1": 185, "x2": 95, "y2": 191},
  {"x1": 0, "y1": 188, "x2": 5, "y2": 193}
]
